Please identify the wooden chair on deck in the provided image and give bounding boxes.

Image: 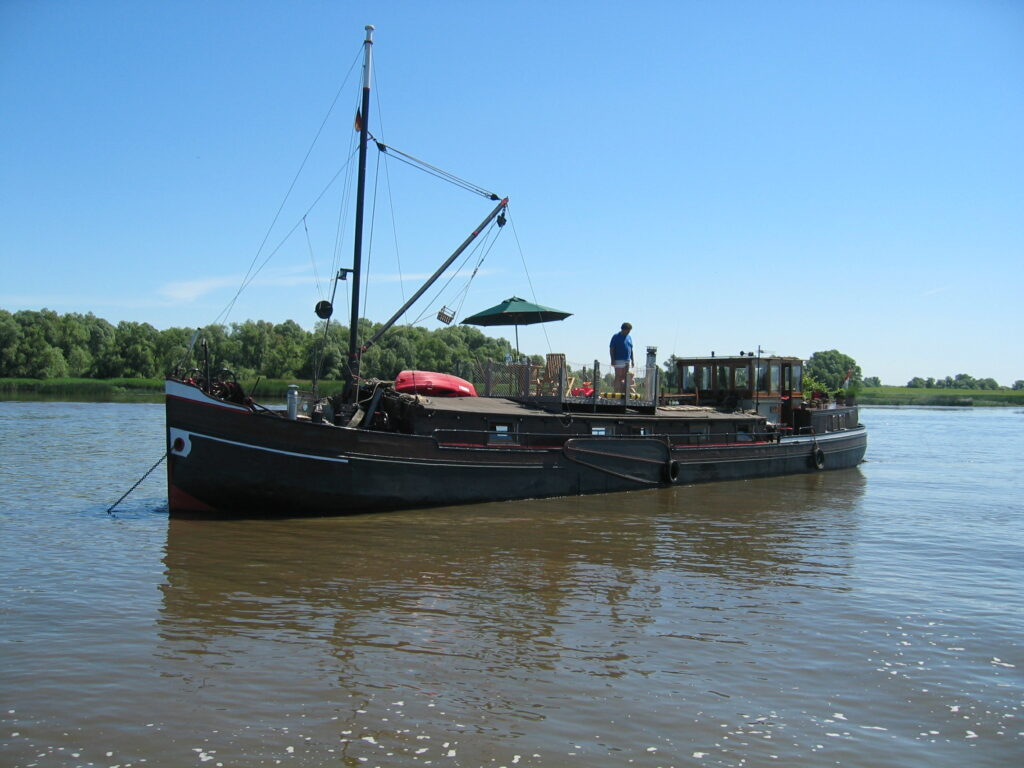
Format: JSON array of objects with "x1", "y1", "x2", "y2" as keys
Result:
[{"x1": 535, "y1": 353, "x2": 572, "y2": 396}]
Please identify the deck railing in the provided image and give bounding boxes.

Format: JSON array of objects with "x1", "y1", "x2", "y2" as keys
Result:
[
  {"x1": 470, "y1": 357, "x2": 659, "y2": 408},
  {"x1": 430, "y1": 426, "x2": 781, "y2": 448}
]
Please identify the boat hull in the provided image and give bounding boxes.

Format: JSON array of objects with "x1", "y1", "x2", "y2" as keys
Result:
[{"x1": 166, "y1": 381, "x2": 867, "y2": 518}]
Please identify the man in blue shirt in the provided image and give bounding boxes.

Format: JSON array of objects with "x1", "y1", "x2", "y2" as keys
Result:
[{"x1": 609, "y1": 322, "x2": 634, "y2": 395}]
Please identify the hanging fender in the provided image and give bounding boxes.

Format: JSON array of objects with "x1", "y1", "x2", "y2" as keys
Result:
[{"x1": 811, "y1": 446, "x2": 825, "y2": 470}]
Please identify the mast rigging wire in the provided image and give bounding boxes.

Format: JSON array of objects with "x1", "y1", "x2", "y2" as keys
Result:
[
  {"x1": 303, "y1": 216, "x2": 323, "y2": 299},
  {"x1": 408, "y1": 218, "x2": 503, "y2": 326},
  {"x1": 506, "y1": 209, "x2": 554, "y2": 355},
  {"x1": 371, "y1": 137, "x2": 499, "y2": 200},
  {"x1": 212, "y1": 46, "x2": 363, "y2": 327},
  {"x1": 214, "y1": 149, "x2": 359, "y2": 324}
]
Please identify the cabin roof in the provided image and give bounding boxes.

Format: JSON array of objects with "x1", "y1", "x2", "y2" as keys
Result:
[
  {"x1": 673, "y1": 355, "x2": 803, "y2": 365},
  {"x1": 417, "y1": 395, "x2": 758, "y2": 421}
]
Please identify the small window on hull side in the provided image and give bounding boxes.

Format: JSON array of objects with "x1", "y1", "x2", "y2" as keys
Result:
[
  {"x1": 689, "y1": 424, "x2": 709, "y2": 445},
  {"x1": 489, "y1": 423, "x2": 516, "y2": 444}
]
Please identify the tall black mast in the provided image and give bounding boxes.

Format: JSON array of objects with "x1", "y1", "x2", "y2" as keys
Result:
[{"x1": 346, "y1": 24, "x2": 374, "y2": 385}]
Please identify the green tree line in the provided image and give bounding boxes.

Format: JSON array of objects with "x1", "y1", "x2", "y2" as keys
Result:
[
  {"x1": 798, "y1": 349, "x2": 1019, "y2": 391},
  {"x1": 5, "y1": 310, "x2": 1019, "y2": 392},
  {"x1": 905, "y1": 374, "x2": 1021, "y2": 390},
  {"x1": 0, "y1": 308, "x2": 514, "y2": 382}
]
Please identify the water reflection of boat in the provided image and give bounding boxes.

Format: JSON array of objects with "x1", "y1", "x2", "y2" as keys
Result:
[
  {"x1": 158, "y1": 473, "x2": 866, "y2": 649},
  {"x1": 164, "y1": 27, "x2": 866, "y2": 518}
]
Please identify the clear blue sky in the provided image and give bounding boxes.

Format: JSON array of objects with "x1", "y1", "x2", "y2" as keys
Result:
[{"x1": 2, "y1": 0, "x2": 1022, "y2": 385}]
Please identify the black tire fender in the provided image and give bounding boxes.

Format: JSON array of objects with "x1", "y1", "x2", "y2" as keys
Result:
[{"x1": 812, "y1": 447, "x2": 825, "y2": 470}]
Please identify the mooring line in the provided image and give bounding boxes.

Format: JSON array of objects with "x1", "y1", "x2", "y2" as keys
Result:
[{"x1": 107, "y1": 450, "x2": 168, "y2": 515}]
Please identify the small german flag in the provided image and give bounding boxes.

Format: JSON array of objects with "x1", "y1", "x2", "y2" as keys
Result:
[{"x1": 354, "y1": 109, "x2": 362, "y2": 132}]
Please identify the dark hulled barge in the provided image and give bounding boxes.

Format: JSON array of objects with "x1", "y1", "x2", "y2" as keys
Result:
[
  {"x1": 164, "y1": 27, "x2": 866, "y2": 517},
  {"x1": 166, "y1": 350, "x2": 865, "y2": 516}
]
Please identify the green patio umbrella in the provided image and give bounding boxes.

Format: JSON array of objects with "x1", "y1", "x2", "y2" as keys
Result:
[{"x1": 461, "y1": 296, "x2": 572, "y2": 357}]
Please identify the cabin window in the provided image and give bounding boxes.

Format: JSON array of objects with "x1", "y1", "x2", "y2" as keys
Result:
[
  {"x1": 782, "y1": 366, "x2": 792, "y2": 392},
  {"x1": 756, "y1": 362, "x2": 769, "y2": 392},
  {"x1": 736, "y1": 424, "x2": 753, "y2": 442},
  {"x1": 681, "y1": 365, "x2": 697, "y2": 393},
  {"x1": 716, "y1": 365, "x2": 730, "y2": 391},
  {"x1": 792, "y1": 363, "x2": 803, "y2": 392},
  {"x1": 489, "y1": 423, "x2": 516, "y2": 444},
  {"x1": 698, "y1": 365, "x2": 712, "y2": 391},
  {"x1": 735, "y1": 365, "x2": 750, "y2": 389},
  {"x1": 770, "y1": 363, "x2": 781, "y2": 393},
  {"x1": 591, "y1": 426, "x2": 611, "y2": 436}
]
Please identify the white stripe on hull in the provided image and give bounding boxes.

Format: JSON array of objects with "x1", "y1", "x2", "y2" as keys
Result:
[{"x1": 169, "y1": 428, "x2": 350, "y2": 464}]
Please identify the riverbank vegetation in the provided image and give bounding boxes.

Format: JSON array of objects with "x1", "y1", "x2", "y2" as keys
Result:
[
  {"x1": 856, "y1": 386, "x2": 1024, "y2": 407},
  {"x1": 3, "y1": 309, "x2": 1021, "y2": 405},
  {"x1": 0, "y1": 308, "x2": 512, "y2": 382},
  {"x1": 0, "y1": 376, "x2": 344, "y2": 401}
]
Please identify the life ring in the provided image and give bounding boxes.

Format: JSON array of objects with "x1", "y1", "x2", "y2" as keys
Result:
[
  {"x1": 811, "y1": 447, "x2": 825, "y2": 470},
  {"x1": 664, "y1": 460, "x2": 680, "y2": 483}
]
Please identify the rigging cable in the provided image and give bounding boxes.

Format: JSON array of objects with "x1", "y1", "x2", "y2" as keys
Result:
[
  {"x1": 222, "y1": 150, "x2": 359, "y2": 309},
  {"x1": 447, "y1": 223, "x2": 503, "y2": 321},
  {"x1": 303, "y1": 215, "x2": 323, "y2": 299},
  {"x1": 213, "y1": 45, "x2": 363, "y2": 327},
  {"x1": 506, "y1": 208, "x2": 554, "y2": 355},
  {"x1": 408, "y1": 218, "x2": 502, "y2": 326},
  {"x1": 361, "y1": 140, "x2": 383, "y2": 336},
  {"x1": 313, "y1": 84, "x2": 366, "y2": 390},
  {"x1": 370, "y1": 137, "x2": 499, "y2": 200},
  {"x1": 367, "y1": 75, "x2": 406, "y2": 308},
  {"x1": 330, "y1": 84, "x2": 363, "y2": 288}
]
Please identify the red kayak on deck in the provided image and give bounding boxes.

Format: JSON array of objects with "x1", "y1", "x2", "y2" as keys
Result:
[{"x1": 394, "y1": 370, "x2": 478, "y2": 397}]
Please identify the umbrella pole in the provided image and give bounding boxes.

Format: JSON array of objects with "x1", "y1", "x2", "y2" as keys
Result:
[{"x1": 515, "y1": 325, "x2": 520, "y2": 361}]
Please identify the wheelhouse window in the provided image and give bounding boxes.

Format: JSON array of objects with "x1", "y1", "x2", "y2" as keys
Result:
[
  {"x1": 792, "y1": 363, "x2": 803, "y2": 393},
  {"x1": 756, "y1": 362, "x2": 769, "y2": 393},
  {"x1": 699, "y1": 365, "x2": 712, "y2": 392},
  {"x1": 681, "y1": 365, "x2": 696, "y2": 393},
  {"x1": 716, "y1": 365, "x2": 730, "y2": 392},
  {"x1": 735, "y1": 365, "x2": 750, "y2": 390},
  {"x1": 770, "y1": 363, "x2": 781, "y2": 393}
]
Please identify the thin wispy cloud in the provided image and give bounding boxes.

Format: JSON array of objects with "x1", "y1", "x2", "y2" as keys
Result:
[
  {"x1": 159, "y1": 276, "x2": 243, "y2": 302},
  {"x1": 158, "y1": 265, "x2": 317, "y2": 303},
  {"x1": 157, "y1": 266, "x2": 499, "y2": 302}
]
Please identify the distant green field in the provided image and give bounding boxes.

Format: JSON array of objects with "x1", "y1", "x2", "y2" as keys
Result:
[
  {"x1": 0, "y1": 377, "x2": 345, "y2": 401},
  {"x1": 857, "y1": 386, "x2": 1024, "y2": 407},
  {"x1": 0, "y1": 377, "x2": 163, "y2": 396}
]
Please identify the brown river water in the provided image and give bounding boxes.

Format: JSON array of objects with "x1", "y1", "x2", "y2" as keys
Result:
[{"x1": 1, "y1": 402, "x2": 1021, "y2": 767}]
